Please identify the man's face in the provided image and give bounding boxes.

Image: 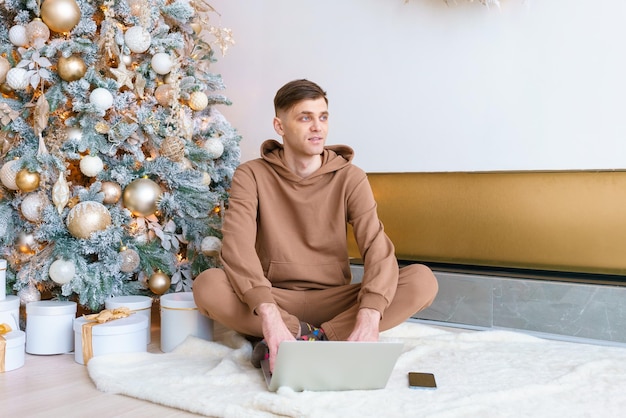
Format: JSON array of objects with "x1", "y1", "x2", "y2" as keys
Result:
[{"x1": 273, "y1": 97, "x2": 329, "y2": 158}]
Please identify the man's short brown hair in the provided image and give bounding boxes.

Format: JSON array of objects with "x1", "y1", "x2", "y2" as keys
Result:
[{"x1": 273, "y1": 79, "x2": 328, "y2": 115}]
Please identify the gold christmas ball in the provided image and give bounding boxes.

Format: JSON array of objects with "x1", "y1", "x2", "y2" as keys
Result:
[
  {"x1": 154, "y1": 84, "x2": 175, "y2": 107},
  {"x1": 101, "y1": 181, "x2": 122, "y2": 204},
  {"x1": 190, "y1": 22, "x2": 202, "y2": 35},
  {"x1": 201, "y1": 236, "x2": 222, "y2": 257},
  {"x1": 57, "y1": 54, "x2": 87, "y2": 82},
  {"x1": 0, "y1": 83, "x2": 13, "y2": 96},
  {"x1": 0, "y1": 57, "x2": 10, "y2": 84},
  {"x1": 15, "y1": 169, "x2": 40, "y2": 192},
  {"x1": 149, "y1": 271, "x2": 170, "y2": 295},
  {"x1": 17, "y1": 232, "x2": 37, "y2": 254},
  {"x1": 160, "y1": 136, "x2": 185, "y2": 162},
  {"x1": 41, "y1": 0, "x2": 81, "y2": 33},
  {"x1": 66, "y1": 201, "x2": 112, "y2": 239},
  {"x1": 26, "y1": 18, "x2": 51, "y2": 45},
  {"x1": 188, "y1": 91, "x2": 208, "y2": 111},
  {"x1": 123, "y1": 178, "x2": 163, "y2": 217}
]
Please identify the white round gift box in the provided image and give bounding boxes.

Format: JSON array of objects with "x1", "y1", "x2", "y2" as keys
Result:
[
  {"x1": 26, "y1": 301, "x2": 76, "y2": 355},
  {"x1": 105, "y1": 295, "x2": 152, "y2": 344},
  {"x1": 73, "y1": 314, "x2": 148, "y2": 365},
  {"x1": 0, "y1": 295, "x2": 20, "y2": 330},
  {"x1": 0, "y1": 258, "x2": 7, "y2": 300},
  {"x1": 1, "y1": 330, "x2": 25, "y2": 372},
  {"x1": 160, "y1": 292, "x2": 213, "y2": 352}
]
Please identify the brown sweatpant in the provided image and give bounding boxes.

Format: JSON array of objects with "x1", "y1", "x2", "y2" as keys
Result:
[{"x1": 192, "y1": 263, "x2": 438, "y2": 341}]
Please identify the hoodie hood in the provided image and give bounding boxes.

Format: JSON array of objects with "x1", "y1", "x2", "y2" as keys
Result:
[{"x1": 260, "y1": 139, "x2": 354, "y2": 183}]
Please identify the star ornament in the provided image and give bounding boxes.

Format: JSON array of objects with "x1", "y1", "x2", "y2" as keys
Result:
[{"x1": 110, "y1": 60, "x2": 135, "y2": 90}]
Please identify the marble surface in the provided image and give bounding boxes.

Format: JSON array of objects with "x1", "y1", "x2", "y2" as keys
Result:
[
  {"x1": 351, "y1": 265, "x2": 626, "y2": 345},
  {"x1": 418, "y1": 271, "x2": 626, "y2": 345}
]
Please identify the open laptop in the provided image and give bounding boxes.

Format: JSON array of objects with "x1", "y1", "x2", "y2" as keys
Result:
[{"x1": 261, "y1": 341, "x2": 404, "y2": 392}]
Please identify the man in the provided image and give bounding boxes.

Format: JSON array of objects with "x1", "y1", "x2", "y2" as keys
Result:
[{"x1": 193, "y1": 79, "x2": 438, "y2": 371}]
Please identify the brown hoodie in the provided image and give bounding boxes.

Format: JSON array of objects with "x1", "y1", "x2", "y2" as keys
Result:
[{"x1": 220, "y1": 139, "x2": 398, "y2": 317}]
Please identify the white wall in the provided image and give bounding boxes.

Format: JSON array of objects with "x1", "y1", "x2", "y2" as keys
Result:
[{"x1": 208, "y1": 0, "x2": 626, "y2": 173}]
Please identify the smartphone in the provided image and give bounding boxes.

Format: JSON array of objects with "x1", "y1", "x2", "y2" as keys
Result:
[{"x1": 408, "y1": 372, "x2": 437, "y2": 389}]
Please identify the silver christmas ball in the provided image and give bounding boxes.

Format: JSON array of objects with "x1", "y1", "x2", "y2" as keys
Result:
[
  {"x1": 18, "y1": 285, "x2": 41, "y2": 305},
  {"x1": 21, "y1": 193, "x2": 48, "y2": 222},
  {"x1": 119, "y1": 248, "x2": 140, "y2": 273}
]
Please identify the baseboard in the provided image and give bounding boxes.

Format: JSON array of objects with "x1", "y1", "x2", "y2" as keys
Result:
[{"x1": 350, "y1": 265, "x2": 626, "y2": 346}]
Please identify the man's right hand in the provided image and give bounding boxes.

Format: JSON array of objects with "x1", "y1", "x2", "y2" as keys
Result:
[{"x1": 256, "y1": 303, "x2": 296, "y2": 372}]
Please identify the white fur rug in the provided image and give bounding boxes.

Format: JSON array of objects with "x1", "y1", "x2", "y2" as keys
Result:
[{"x1": 87, "y1": 321, "x2": 626, "y2": 417}]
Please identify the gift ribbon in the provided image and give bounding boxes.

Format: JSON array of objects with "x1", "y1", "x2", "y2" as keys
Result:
[
  {"x1": 161, "y1": 306, "x2": 198, "y2": 311},
  {"x1": 0, "y1": 323, "x2": 12, "y2": 373},
  {"x1": 81, "y1": 308, "x2": 132, "y2": 365}
]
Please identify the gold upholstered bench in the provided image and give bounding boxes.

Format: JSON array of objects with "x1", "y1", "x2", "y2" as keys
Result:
[{"x1": 348, "y1": 170, "x2": 626, "y2": 280}]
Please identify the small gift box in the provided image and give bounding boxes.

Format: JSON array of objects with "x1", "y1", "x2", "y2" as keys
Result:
[
  {"x1": 160, "y1": 292, "x2": 213, "y2": 353},
  {"x1": 105, "y1": 295, "x2": 152, "y2": 344},
  {"x1": 0, "y1": 323, "x2": 25, "y2": 373},
  {"x1": 26, "y1": 301, "x2": 77, "y2": 355},
  {"x1": 0, "y1": 295, "x2": 20, "y2": 330},
  {"x1": 73, "y1": 311, "x2": 148, "y2": 365}
]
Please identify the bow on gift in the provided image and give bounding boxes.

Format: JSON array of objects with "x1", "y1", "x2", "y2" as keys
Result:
[
  {"x1": 81, "y1": 307, "x2": 132, "y2": 365},
  {"x1": 0, "y1": 322, "x2": 12, "y2": 373}
]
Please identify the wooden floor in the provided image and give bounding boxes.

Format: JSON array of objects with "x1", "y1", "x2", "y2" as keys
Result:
[{"x1": 1, "y1": 307, "x2": 214, "y2": 418}]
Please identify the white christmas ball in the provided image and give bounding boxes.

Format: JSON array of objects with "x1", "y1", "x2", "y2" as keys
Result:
[
  {"x1": 21, "y1": 193, "x2": 48, "y2": 222},
  {"x1": 180, "y1": 158, "x2": 193, "y2": 170},
  {"x1": 89, "y1": 88, "x2": 114, "y2": 111},
  {"x1": 49, "y1": 259, "x2": 76, "y2": 284},
  {"x1": 201, "y1": 172, "x2": 211, "y2": 186},
  {"x1": 151, "y1": 52, "x2": 173, "y2": 75},
  {"x1": 201, "y1": 236, "x2": 222, "y2": 257},
  {"x1": 189, "y1": 91, "x2": 209, "y2": 111},
  {"x1": 80, "y1": 155, "x2": 104, "y2": 177},
  {"x1": 6, "y1": 67, "x2": 30, "y2": 90},
  {"x1": 0, "y1": 159, "x2": 21, "y2": 190},
  {"x1": 125, "y1": 26, "x2": 152, "y2": 54},
  {"x1": 66, "y1": 126, "x2": 82, "y2": 141},
  {"x1": 8, "y1": 25, "x2": 28, "y2": 47},
  {"x1": 18, "y1": 285, "x2": 41, "y2": 305},
  {"x1": 203, "y1": 137, "x2": 224, "y2": 159}
]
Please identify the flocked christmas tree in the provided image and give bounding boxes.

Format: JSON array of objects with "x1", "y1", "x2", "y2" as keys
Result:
[{"x1": 0, "y1": 0, "x2": 239, "y2": 311}]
